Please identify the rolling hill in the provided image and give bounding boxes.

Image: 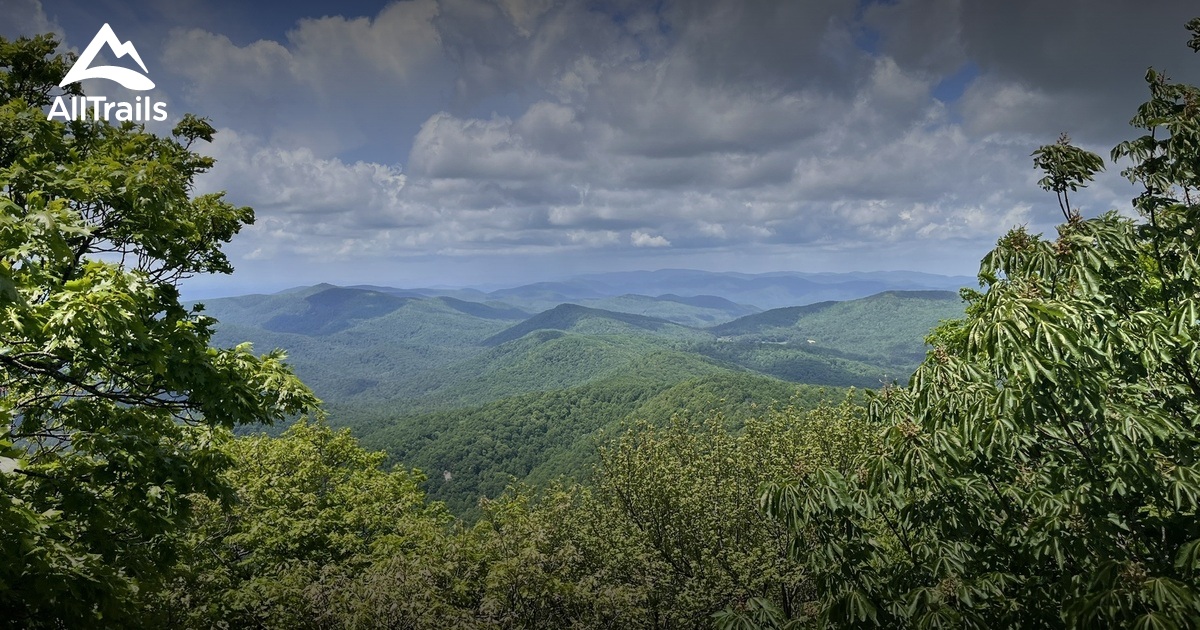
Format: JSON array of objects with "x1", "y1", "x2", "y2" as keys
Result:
[
  {"x1": 348, "y1": 371, "x2": 850, "y2": 517},
  {"x1": 582, "y1": 293, "x2": 760, "y2": 326},
  {"x1": 557, "y1": 269, "x2": 972, "y2": 309},
  {"x1": 323, "y1": 269, "x2": 972, "y2": 313},
  {"x1": 195, "y1": 279, "x2": 967, "y2": 516},
  {"x1": 198, "y1": 284, "x2": 964, "y2": 412},
  {"x1": 710, "y1": 290, "x2": 964, "y2": 368},
  {"x1": 481, "y1": 303, "x2": 706, "y2": 346}
]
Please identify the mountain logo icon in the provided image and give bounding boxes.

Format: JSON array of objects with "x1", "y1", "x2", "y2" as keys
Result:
[{"x1": 60, "y1": 23, "x2": 155, "y2": 91}]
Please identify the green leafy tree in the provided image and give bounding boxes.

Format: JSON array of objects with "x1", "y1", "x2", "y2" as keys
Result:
[
  {"x1": 466, "y1": 396, "x2": 873, "y2": 629},
  {"x1": 237, "y1": 397, "x2": 873, "y2": 630},
  {"x1": 0, "y1": 34, "x2": 318, "y2": 627},
  {"x1": 594, "y1": 399, "x2": 873, "y2": 627},
  {"x1": 152, "y1": 421, "x2": 459, "y2": 629},
  {"x1": 747, "y1": 19, "x2": 1200, "y2": 629}
]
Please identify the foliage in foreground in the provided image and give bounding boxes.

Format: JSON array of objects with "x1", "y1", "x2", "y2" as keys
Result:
[
  {"x1": 730, "y1": 20, "x2": 1200, "y2": 629},
  {"x1": 153, "y1": 400, "x2": 871, "y2": 629},
  {"x1": 0, "y1": 34, "x2": 318, "y2": 627},
  {"x1": 147, "y1": 421, "x2": 462, "y2": 628}
]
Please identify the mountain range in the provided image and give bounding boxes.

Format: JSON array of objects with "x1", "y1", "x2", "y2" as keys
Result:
[
  {"x1": 347, "y1": 268, "x2": 972, "y2": 312},
  {"x1": 196, "y1": 269, "x2": 971, "y2": 515}
]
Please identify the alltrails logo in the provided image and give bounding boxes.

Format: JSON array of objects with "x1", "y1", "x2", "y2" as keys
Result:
[{"x1": 47, "y1": 23, "x2": 168, "y2": 122}]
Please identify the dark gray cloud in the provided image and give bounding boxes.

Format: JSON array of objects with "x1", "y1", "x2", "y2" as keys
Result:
[
  {"x1": 958, "y1": 0, "x2": 1200, "y2": 140},
  {"x1": 863, "y1": 0, "x2": 965, "y2": 76}
]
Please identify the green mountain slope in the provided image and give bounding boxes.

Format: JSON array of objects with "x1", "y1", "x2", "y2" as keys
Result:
[
  {"x1": 351, "y1": 370, "x2": 845, "y2": 517},
  {"x1": 434, "y1": 296, "x2": 530, "y2": 321},
  {"x1": 481, "y1": 303, "x2": 706, "y2": 346},
  {"x1": 263, "y1": 287, "x2": 414, "y2": 335},
  {"x1": 375, "y1": 331, "x2": 726, "y2": 412},
  {"x1": 581, "y1": 293, "x2": 760, "y2": 326},
  {"x1": 204, "y1": 290, "x2": 515, "y2": 404},
  {"x1": 193, "y1": 283, "x2": 959, "y2": 518},
  {"x1": 695, "y1": 341, "x2": 901, "y2": 388},
  {"x1": 710, "y1": 290, "x2": 964, "y2": 368},
  {"x1": 199, "y1": 285, "x2": 957, "y2": 415}
]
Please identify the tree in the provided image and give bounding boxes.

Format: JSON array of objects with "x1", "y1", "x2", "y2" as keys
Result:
[
  {"x1": 0, "y1": 34, "x2": 319, "y2": 627},
  {"x1": 464, "y1": 396, "x2": 873, "y2": 629},
  {"x1": 150, "y1": 421, "x2": 461, "y2": 629},
  {"x1": 746, "y1": 18, "x2": 1200, "y2": 629}
]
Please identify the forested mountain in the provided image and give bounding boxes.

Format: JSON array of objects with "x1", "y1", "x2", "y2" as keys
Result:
[
  {"x1": 205, "y1": 289, "x2": 516, "y2": 406},
  {"x1": 198, "y1": 283, "x2": 964, "y2": 417},
  {"x1": 564, "y1": 293, "x2": 760, "y2": 326},
  {"x1": 480, "y1": 303, "x2": 705, "y2": 346},
  {"x1": 321, "y1": 268, "x2": 970, "y2": 314},
  {"x1": 193, "y1": 283, "x2": 964, "y2": 515},
  {"x1": 710, "y1": 290, "x2": 962, "y2": 367},
  {"x1": 345, "y1": 372, "x2": 846, "y2": 516}
]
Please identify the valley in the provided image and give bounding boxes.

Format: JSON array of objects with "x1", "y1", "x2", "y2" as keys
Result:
[{"x1": 197, "y1": 269, "x2": 968, "y2": 515}]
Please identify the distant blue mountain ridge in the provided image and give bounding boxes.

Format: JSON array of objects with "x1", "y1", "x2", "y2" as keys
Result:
[{"x1": 343, "y1": 268, "x2": 972, "y2": 311}]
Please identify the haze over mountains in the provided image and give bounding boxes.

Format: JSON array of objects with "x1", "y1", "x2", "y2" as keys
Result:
[
  {"x1": 197, "y1": 269, "x2": 971, "y2": 514},
  {"x1": 347, "y1": 268, "x2": 973, "y2": 312}
]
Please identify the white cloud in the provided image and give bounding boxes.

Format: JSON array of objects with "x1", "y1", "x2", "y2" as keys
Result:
[
  {"x1": 409, "y1": 110, "x2": 580, "y2": 180},
  {"x1": 631, "y1": 230, "x2": 670, "y2": 247},
  {"x1": 199, "y1": 129, "x2": 408, "y2": 218}
]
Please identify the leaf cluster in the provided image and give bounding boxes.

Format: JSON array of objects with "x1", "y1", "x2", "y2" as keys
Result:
[
  {"x1": 0, "y1": 34, "x2": 318, "y2": 626},
  {"x1": 739, "y1": 24, "x2": 1200, "y2": 629}
]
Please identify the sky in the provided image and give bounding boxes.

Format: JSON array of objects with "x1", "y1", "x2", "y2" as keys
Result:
[{"x1": 4, "y1": 0, "x2": 1199, "y2": 297}]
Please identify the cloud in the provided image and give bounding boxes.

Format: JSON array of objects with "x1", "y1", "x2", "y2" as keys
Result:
[
  {"x1": 433, "y1": 0, "x2": 661, "y2": 103},
  {"x1": 630, "y1": 230, "x2": 670, "y2": 247},
  {"x1": 0, "y1": 0, "x2": 64, "y2": 41},
  {"x1": 161, "y1": 0, "x2": 447, "y2": 156},
  {"x1": 72, "y1": 0, "x2": 1194, "y2": 286},
  {"x1": 863, "y1": 0, "x2": 965, "y2": 76},
  {"x1": 408, "y1": 108, "x2": 582, "y2": 180},
  {"x1": 199, "y1": 129, "x2": 408, "y2": 218},
  {"x1": 661, "y1": 0, "x2": 863, "y2": 91}
]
